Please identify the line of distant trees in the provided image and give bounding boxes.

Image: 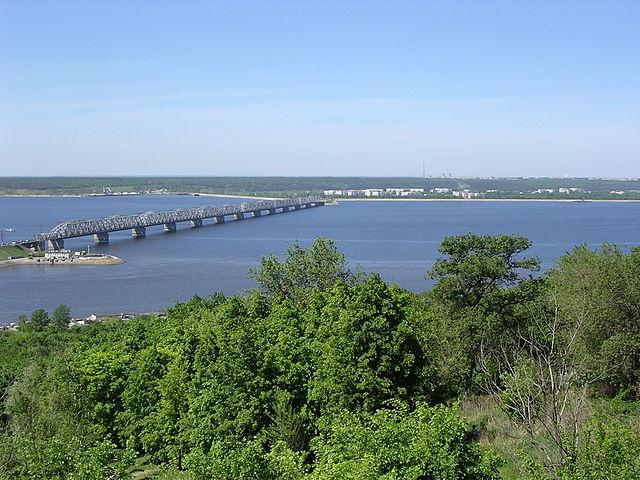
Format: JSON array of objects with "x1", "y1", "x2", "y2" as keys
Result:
[
  {"x1": 0, "y1": 176, "x2": 639, "y2": 197},
  {"x1": 15, "y1": 304, "x2": 71, "y2": 332}
]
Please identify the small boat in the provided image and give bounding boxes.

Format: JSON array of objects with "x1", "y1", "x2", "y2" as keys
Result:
[{"x1": 5, "y1": 228, "x2": 14, "y2": 232}]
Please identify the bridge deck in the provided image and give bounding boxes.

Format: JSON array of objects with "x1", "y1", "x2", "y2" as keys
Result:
[{"x1": 35, "y1": 197, "x2": 323, "y2": 243}]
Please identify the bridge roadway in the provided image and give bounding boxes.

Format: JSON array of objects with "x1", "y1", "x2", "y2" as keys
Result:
[{"x1": 35, "y1": 196, "x2": 324, "y2": 250}]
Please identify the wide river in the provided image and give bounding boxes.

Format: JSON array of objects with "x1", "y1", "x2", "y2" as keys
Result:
[{"x1": 1, "y1": 195, "x2": 639, "y2": 323}]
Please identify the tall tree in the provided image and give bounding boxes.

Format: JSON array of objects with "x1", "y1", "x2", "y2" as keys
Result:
[
  {"x1": 429, "y1": 234, "x2": 540, "y2": 307},
  {"x1": 30, "y1": 308, "x2": 50, "y2": 332},
  {"x1": 249, "y1": 237, "x2": 351, "y2": 304},
  {"x1": 427, "y1": 234, "x2": 541, "y2": 394},
  {"x1": 51, "y1": 304, "x2": 71, "y2": 329},
  {"x1": 549, "y1": 244, "x2": 640, "y2": 398}
]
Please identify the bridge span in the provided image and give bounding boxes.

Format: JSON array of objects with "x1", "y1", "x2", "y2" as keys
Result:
[{"x1": 35, "y1": 197, "x2": 324, "y2": 250}]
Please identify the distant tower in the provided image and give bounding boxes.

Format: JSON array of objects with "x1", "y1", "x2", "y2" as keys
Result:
[{"x1": 422, "y1": 161, "x2": 426, "y2": 179}]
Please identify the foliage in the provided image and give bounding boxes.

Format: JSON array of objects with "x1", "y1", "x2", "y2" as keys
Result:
[
  {"x1": 310, "y1": 403, "x2": 502, "y2": 480},
  {"x1": 249, "y1": 237, "x2": 351, "y2": 304},
  {"x1": 29, "y1": 308, "x2": 50, "y2": 332},
  {"x1": 51, "y1": 304, "x2": 71, "y2": 330},
  {"x1": 425, "y1": 234, "x2": 541, "y2": 394},
  {"x1": 1, "y1": 176, "x2": 639, "y2": 199},
  {"x1": 549, "y1": 244, "x2": 640, "y2": 398},
  {"x1": 0, "y1": 236, "x2": 638, "y2": 479}
]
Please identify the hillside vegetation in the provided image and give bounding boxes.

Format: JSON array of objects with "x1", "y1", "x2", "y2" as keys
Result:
[{"x1": 1, "y1": 237, "x2": 638, "y2": 479}]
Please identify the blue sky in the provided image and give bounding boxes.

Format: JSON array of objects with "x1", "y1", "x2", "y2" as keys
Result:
[{"x1": 0, "y1": 1, "x2": 638, "y2": 177}]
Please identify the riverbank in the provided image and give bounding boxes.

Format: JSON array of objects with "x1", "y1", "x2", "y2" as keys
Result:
[
  {"x1": 191, "y1": 192, "x2": 281, "y2": 200},
  {"x1": 2, "y1": 192, "x2": 639, "y2": 202},
  {"x1": 335, "y1": 197, "x2": 640, "y2": 203},
  {"x1": 0, "y1": 192, "x2": 282, "y2": 200},
  {"x1": 0, "y1": 254, "x2": 123, "y2": 269}
]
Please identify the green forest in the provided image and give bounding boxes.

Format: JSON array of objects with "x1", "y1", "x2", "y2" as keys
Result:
[
  {"x1": 1, "y1": 236, "x2": 638, "y2": 479},
  {"x1": 1, "y1": 176, "x2": 639, "y2": 199}
]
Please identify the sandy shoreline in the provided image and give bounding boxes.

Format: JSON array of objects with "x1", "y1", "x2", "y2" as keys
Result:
[
  {"x1": 1, "y1": 193, "x2": 637, "y2": 203},
  {"x1": 192, "y1": 192, "x2": 281, "y2": 200},
  {"x1": 0, "y1": 255, "x2": 124, "y2": 269},
  {"x1": 0, "y1": 192, "x2": 282, "y2": 201}
]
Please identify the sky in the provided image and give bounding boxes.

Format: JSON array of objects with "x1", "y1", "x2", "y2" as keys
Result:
[{"x1": 0, "y1": 1, "x2": 639, "y2": 178}]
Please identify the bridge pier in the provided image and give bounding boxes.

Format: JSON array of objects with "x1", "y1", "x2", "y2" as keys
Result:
[
  {"x1": 132, "y1": 227, "x2": 146, "y2": 238},
  {"x1": 164, "y1": 222, "x2": 177, "y2": 232},
  {"x1": 191, "y1": 219, "x2": 203, "y2": 228},
  {"x1": 268, "y1": 208, "x2": 276, "y2": 215},
  {"x1": 214, "y1": 216, "x2": 225, "y2": 224},
  {"x1": 47, "y1": 239, "x2": 64, "y2": 251},
  {"x1": 293, "y1": 204, "x2": 301, "y2": 210},
  {"x1": 235, "y1": 213, "x2": 245, "y2": 221},
  {"x1": 253, "y1": 210, "x2": 262, "y2": 217},
  {"x1": 93, "y1": 233, "x2": 109, "y2": 244}
]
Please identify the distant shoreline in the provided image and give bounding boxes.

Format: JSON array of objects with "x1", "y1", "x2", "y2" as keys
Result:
[
  {"x1": 191, "y1": 192, "x2": 280, "y2": 200},
  {"x1": 1, "y1": 193, "x2": 638, "y2": 202},
  {"x1": 335, "y1": 198, "x2": 640, "y2": 203},
  {"x1": 0, "y1": 192, "x2": 280, "y2": 200}
]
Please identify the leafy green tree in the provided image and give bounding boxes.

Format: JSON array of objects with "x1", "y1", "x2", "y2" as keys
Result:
[
  {"x1": 16, "y1": 314, "x2": 33, "y2": 333},
  {"x1": 51, "y1": 304, "x2": 71, "y2": 329},
  {"x1": 250, "y1": 237, "x2": 351, "y2": 304},
  {"x1": 29, "y1": 308, "x2": 49, "y2": 332},
  {"x1": 426, "y1": 234, "x2": 541, "y2": 394},
  {"x1": 310, "y1": 404, "x2": 501, "y2": 479},
  {"x1": 549, "y1": 244, "x2": 640, "y2": 398},
  {"x1": 429, "y1": 234, "x2": 540, "y2": 307},
  {"x1": 309, "y1": 275, "x2": 429, "y2": 415}
]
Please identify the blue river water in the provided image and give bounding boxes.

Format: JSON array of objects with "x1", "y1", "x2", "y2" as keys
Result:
[{"x1": 1, "y1": 195, "x2": 639, "y2": 322}]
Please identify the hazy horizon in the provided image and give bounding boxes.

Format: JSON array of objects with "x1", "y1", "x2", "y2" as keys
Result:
[{"x1": 1, "y1": 1, "x2": 639, "y2": 178}]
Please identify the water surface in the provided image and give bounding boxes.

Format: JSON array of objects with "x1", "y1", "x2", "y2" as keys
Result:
[{"x1": 1, "y1": 196, "x2": 638, "y2": 322}]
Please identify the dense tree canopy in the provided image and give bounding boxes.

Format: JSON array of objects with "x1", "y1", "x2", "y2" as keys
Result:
[{"x1": 0, "y1": 236, "x2": 638, "y2": 479}]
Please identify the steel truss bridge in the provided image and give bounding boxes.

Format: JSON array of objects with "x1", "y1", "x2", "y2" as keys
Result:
[{"x1": 34, "y1": 197, "x2": 324, "y2": 250}]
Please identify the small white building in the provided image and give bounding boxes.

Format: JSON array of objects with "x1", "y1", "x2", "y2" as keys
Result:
[{"x1": 44, "y1": 250, "x2": 73, "y2": 260}]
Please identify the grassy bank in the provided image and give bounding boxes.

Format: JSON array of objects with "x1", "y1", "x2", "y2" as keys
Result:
[{"x1": 0, "y1": 244, "x2": 31, "y2": 261}]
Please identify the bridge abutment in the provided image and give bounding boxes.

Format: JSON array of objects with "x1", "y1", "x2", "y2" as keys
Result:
[
  {"x1": 132, "y1": 227, "x2": 146, "y2": 238},
  {"x1": 47, "y1": 239, "x2": 64, "y2": 251},
  {"x1": 164, "y1": 222, "x2": 177, "y2": 232},
  {"x1": 93, "y1": 233, "x2": 109, "y2": 244}
]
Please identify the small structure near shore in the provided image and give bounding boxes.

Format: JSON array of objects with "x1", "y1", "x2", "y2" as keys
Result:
[{"x1": 44, "y1": 249, "x2": 73, "y2": 261}]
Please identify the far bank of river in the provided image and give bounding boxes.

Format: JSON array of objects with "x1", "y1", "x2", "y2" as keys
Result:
[
  {"x1": 336, "y1": 197, "x2": 640, "y2": 203},
  {"x1": 2, "y1": 192, "x2": 639, "y2": 202}
]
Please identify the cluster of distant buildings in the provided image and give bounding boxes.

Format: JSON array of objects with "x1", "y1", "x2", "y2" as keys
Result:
[
  {"x1": 323, "y1": 188, "x2": 425, "y2": 197},
  {"x1": 322, "y1": 187, "x2": 484, "y2": 198},
  {"x1": 531, "y1": 188, "x2": 588, "y2": 194},
  {"x1": 323, "y1": 186, "x2": 638, "y2": 198},
  {"x1": 2, "y1": 311, "x2": 166, "y2": 331}
]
